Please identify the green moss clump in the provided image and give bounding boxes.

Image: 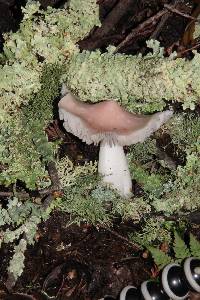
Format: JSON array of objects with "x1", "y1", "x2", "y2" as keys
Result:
[{"x1": 23, "y1": 64, "x2": 62, "y2": 125}]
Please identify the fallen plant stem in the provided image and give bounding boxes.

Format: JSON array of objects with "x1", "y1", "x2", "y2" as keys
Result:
[
  {"x1": 177, "y1": 42, "x2": 200, "y2": 57},
  {"x1": 113, "y1": 256, "x2": 139, "y2": 265},
  {"x1": 144, "y1": 210, "x2": 200, "y2": 225},
  {"x1": 42, "y1": 194, "x2": 54, "y2": 209},
  {"x1": 150, "y1": 9, "x2": 171, "y2": 40}
]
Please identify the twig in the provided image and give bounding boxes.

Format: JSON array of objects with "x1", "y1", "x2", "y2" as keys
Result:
[
  {"x1": 113, "y1": 256, "x2": 139, "y2": 264},
  {"x1": 99, "y1": 224, "x2": 142, "y2": 251},
  {"x1": 177, "y1": 42, "x2": 200, "y2": 57},
  {"x1": 164, "y1": 4, "x2": 199, "y2": 22},
  {"x1": 0, "y1": 191, "x2": 30, "y2": 199},
  {"x1": 115, "y1": 8, "x2": 167, "y2": 52},
  {"x1": 150, "y1": 9, "x2": 171, "y2": 40}
]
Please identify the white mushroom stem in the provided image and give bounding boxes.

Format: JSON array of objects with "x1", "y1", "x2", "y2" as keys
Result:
[
  {"x1": 58, "y1": 87, "x2": 173, "y2": 197},
  {"x1": 98, "y1": 141, "x2": 132, "y2": 198}
]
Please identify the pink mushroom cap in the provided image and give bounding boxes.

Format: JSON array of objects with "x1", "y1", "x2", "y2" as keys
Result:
[{"x1": 58, "y1": 92, "x2": 173, "y2": 145}]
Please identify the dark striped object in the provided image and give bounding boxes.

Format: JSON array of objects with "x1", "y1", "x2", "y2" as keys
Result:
[{"x1": 102, "y1": 257, "x2": 200, "y2": 300}]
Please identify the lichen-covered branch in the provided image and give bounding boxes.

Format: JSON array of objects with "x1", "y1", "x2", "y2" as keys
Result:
[{"x1": 65, "y1": 44, "x2": 200, "y2": 112}]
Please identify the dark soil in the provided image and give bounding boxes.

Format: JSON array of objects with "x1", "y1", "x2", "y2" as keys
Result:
[
  {"x1": 0, "y1": 212, "x2": 152, "y2": 300},
  {"x1": 1, "y1": 0, "x2": 200, "y2": 299}
]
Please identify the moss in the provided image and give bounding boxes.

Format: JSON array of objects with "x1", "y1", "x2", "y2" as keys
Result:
[
  {"x1": 56, "y1": 156, "x2": 98, "y2": 188},
  {"x1": 58, "y1": 173, "x2": 151, "y2": 225},
  {"x1": 166, "y1": 113, "x2": 200, "y2": 153},
  {"x1": 0, "y1": 0, "x2": 200, "y2": 233},
  {"x1": 23, "y1": 64, "x2": 62, "y2": 125}
]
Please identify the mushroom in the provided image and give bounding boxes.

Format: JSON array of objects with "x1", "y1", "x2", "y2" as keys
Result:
[{"x1": 58, "y1": 86, "x2": 173, "y2": 197}]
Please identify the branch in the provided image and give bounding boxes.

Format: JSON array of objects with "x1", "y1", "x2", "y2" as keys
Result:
[
  {"x1": 144, "y1": 210, "x2": 200, "y2": 225},
  {"x1": 39, "y1": 161, "x2": 61, "y2": 195}
]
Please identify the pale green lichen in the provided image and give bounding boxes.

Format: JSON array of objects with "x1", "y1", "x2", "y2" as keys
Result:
[
  {"x1": 0, "y1": 196, "x2": 59, "y2": 285},
  {"x1": 7, "y1": 239, "x2": 27, "y2": 283},
  {"x1": 0, "y1": 197, "x2": 53, "y2": 243},
  {"x1": 0, "y1": 0, "x2": 100, "y2": 189},
  {"x1": 194, "y1": 16, "x2": 200, "y2": 39},
  {"x1": 0, "y1": 0, "x2": 200, "y2": 257},
  {"x1": 125, "y1": 114, "x2": 200, "y2": 215},
  {"x1": 112, "y1": 196, "x2": 151, "y2": 222},
  {"x1": 128, "y1": 159, "x2": 164, "y2": 198},
  {"x1": 56, "y1": 156, "x2": 151, "y2": 225},
  {"x1": 1, "y1": 0, "x2": 99, "y2": 115},
  {"x1": 1, "y1": 0, "x2": 200, "y2": 191},
  {"x1": 58, "y1": 174, "x2": 151, "y2": 225},
  {"x1": 127, "y1": 138, "x2": 157, "y2": 164},
  {"x1": 0, "y1": 116, "x2": 54, "y2": 189}
]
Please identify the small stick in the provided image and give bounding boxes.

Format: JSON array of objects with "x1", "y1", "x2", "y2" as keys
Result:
[
  {"x1": 177, "y1": 42, "x2": 200, "y2": 57},
  {"x1": 164, "y1": 4, "x2": 199, "y2": 22},
  {"x1": 150, "y1": 10, "x2": 171, "y2": 40},
  {"x1": 99, "y1": 224, "x2": 141, "y2": 251}
]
